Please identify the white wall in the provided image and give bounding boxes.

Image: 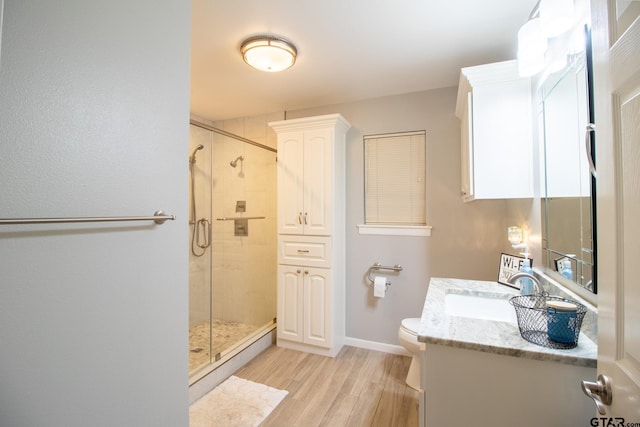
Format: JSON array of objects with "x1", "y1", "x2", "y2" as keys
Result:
[
  {"x1": 0, "y1": 1, "x2": 190, "y2": 426},
  {"x1": 288, "y1": 88, "x2": 511, "y2": 344}
]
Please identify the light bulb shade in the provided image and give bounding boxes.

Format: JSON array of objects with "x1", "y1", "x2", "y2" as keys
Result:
[
  {"x1": 546, "y1": 37, "x2": 569, "y2": 73},
  {"x1": 517, "y1": 18, "x2": 548, "y2": 77},
  {"x1": 241, "y1": 35, "x2": 297, "y2": 72},
  {"x1": 540, "y1": 0, "x2": 574, "y2": 38},
  {"x1": 507, "y1": 226, "x2": 524, "y2": 245},
  {"x1": 518, "y1": 18, "x2": 548, "y2": 56}
]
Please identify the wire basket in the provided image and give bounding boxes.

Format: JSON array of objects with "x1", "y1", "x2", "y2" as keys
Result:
[{"x1": 509, "y1": 294, "x2": 587, "y2": 349}]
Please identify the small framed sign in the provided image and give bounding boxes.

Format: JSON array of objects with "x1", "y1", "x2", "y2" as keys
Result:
[
  {"x1": 554, "y1": 257, "x2": 565, "y2": 273},
  {"x1": 497, "y1": 253, "x2": 532, "y2": 289}
]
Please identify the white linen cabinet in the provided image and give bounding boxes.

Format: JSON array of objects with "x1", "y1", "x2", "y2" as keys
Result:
[
  {"x1": 455, "y1": 60, "x2": 533, "y2": 202},
  {"x1": 269, "y1": 114, "x2": 350, "y2": 357}
]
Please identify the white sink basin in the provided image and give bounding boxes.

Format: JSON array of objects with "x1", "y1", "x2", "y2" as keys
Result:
[{"x1": 445, "y1": 292, "x2": 517, "y2": 323}]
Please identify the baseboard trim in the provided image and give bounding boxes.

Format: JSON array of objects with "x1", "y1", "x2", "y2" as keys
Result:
[{"x1": 344, "y1": 336, "x2": 411, "y2": 356}]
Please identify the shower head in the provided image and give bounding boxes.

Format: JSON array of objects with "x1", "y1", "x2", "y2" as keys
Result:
[
  {"x1": 230, "y1": 155, "x2": 244, "y2": 168},
  {"x1": 189, "y1": 145, "x2": 204, "y2": 164}
]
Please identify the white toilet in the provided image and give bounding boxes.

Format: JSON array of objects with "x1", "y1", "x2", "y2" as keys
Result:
[{"x1": 398, "y1": 317, "x2": 422, "y2": 390}]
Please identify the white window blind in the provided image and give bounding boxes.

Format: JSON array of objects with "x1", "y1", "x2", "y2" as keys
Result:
[{"x1": 364, "y1": 131, "x2": 426, "y2": 225}]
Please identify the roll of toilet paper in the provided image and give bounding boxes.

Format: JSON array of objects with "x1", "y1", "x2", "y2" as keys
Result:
[{"x1": 373, "y1": 275, "x2": 387, "y2": 298}]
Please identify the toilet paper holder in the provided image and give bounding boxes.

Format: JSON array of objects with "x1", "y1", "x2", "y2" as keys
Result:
[{"x1": 367, "y1": 262, "x2": 403, "y2": 287}]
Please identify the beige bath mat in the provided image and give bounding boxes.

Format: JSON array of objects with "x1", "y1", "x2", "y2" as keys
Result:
[{"x1": 189, "y1": 375, "x2": 288, "y2": 427}]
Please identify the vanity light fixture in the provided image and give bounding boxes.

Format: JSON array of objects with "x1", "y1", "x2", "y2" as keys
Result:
[
  {"x1": 516, "y1": 0, "x2": 577, "y2": 77},
  {"x1": 240, "y1": 35, "x2": 297, "y2": 72}
]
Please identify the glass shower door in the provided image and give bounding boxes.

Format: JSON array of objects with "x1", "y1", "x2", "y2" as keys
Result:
[
  {"x1": 188, "y1": 122, "x2": 277, "y2": 380},
  {"x1": 209, "y1": 133, "x2": 277, "y2": 361},
  {"x1": 188, "y1": 126, "x2": 213, "y2": 374}
]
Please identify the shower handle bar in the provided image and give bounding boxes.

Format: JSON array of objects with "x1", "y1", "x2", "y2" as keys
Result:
[
  {"x1": 216, "y1": 216, "x2": 265, "y2": 221},
  {"x1": 0, "y1": 210, "x2": 175, "y2": 225},
  {"x1": 196, "y1": 218, "x2": 211, "y2": 249}
]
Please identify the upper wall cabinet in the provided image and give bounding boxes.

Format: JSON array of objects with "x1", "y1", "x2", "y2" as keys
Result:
[
  {"x1": 455, "y1": 60, "x2": 533, "y2": 201},
  {"x1": 270, "y1": 114, "x2": 351, "y2": 236}
]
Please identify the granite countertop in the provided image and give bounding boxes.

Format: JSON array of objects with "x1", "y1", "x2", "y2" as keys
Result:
[{"x1": 417, "y1": 277, "x2": 597, "y2": 368}]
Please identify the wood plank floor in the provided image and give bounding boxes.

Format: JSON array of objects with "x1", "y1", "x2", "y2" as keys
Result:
[{"x1": 234, "y1": 345, "x2": 419, "y2": 427}]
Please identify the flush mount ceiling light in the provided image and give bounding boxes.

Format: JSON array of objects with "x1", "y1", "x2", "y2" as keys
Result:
[{"x1": 240, "y1": 35, "x2": 297, "y2": 72}]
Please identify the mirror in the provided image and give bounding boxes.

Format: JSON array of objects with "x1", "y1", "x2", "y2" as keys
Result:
[{"x1": 540, "y1": 25, "x2": 596, "y2": 293}]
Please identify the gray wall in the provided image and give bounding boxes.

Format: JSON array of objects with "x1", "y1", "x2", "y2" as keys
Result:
[
  {"x1": 0, "y1": 1, "x2": 190, "y2": 426},
  {"x1": 288, "y1": 87, "x2": 510, "y2": 345}
]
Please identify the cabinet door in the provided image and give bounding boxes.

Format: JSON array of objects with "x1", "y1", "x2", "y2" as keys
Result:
[
  {"x1": 277, "y1": 265, "x2": 304, "y2": 343},
  {"x1": 303, "y1": 267, "x2": 331, "y2": 348},
  {"x1": 471, "y1": 80, "x2": 533, "y2": 199},
  {"x1": 302, "y1": 128, "x2": 333, "y2": 235},
  {"x1": 277, "y1": 132, "x2": 305, "y2": 234}
]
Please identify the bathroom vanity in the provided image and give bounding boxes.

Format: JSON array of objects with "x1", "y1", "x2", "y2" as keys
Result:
[{"x1": 418, "y1": 277, "x2": 597, "y2": 427}]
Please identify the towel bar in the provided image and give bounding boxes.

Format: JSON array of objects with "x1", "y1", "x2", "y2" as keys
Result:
[{"x1": 0, "y1": 210, "x2": 175, "y2": 225}]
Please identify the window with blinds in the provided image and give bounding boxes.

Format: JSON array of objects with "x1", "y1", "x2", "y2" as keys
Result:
[{"x1": 364, "y1": 131, "x2": 426, "y2": 225}]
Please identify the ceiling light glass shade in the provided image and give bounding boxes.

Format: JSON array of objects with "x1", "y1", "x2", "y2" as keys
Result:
[
  {"x1": 240, "y1": 35, "x2": 297, "y2": 72},
  {"x1": 540, "y1": 0, "x2": 574, "y2": 37}
]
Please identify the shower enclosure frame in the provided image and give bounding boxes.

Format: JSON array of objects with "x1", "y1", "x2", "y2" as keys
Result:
[{"x1": 188, "y1": 119, "x2": 278, "y2": 385}]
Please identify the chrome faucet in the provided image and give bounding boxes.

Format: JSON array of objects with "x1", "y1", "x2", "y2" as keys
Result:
[{"x1": 508, "y1": 272, "x2": 546, "y2": 295}]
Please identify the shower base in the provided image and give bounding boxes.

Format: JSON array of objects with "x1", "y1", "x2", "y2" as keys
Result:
[{"x1": 189, "y1": 319, "x2": 259, "y2": 373}]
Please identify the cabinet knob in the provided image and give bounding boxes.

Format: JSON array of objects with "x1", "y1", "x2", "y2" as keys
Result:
[
  {"x1": 304, "y1": 270, "x2": 309, "y2": 275},
  {"x1": 303, "y1": 212, "x2": 308, "y2": 225},
  {"x1": 298, "y1": 212, "x2": 303, "y2": 224},
  {"x1": 296, "y1": 269, "x2": 302, "y2": 274}
]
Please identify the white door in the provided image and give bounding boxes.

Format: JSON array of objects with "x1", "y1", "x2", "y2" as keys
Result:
[
  {"x1": 589, "y1": 0, "x2": 640, "y2": 419},
  {"x1": 0, "y1": 0, "x2": 190, "y2": 425}
]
